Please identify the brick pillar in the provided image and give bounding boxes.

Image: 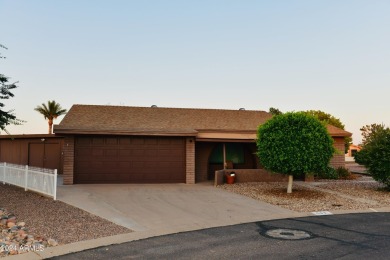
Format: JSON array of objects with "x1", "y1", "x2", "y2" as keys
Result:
[
  {"x1": 63, "y1": 136, "x2": 75, "y2": 185},
  {"x1": 330, "y1": 137, "x2": 346, "y2": 168},
  {"x1": 186, "y1": 137, "x2": 195, "y2": 184}
]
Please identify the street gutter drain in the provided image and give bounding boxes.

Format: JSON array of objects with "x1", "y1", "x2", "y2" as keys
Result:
[{"x1": 265, "y1": 229, "x2": 312, "y2": 240}]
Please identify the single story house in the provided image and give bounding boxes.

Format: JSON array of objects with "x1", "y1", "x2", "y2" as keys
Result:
[{"x1": 53, "y1": 105, "x2": 352, "y2": 185}]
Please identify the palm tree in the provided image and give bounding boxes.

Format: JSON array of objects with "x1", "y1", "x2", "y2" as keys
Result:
[{"x1": 34, "y1": 100, "x2": 67, "y2": 134}]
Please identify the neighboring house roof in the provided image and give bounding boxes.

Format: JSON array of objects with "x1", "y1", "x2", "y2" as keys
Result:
[
  {"x1": 349, "y1": 144, "x2": 362, "y2": 149},
  {"x1": 326, "y1": 125, "x2": 352, "y2": 137},
  {"x1": 53, "y1": 105, "x2": 352, "y2": 138}
]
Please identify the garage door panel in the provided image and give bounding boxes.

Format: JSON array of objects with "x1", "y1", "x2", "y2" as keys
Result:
[
  {"x1": 118, "y1": 162, "x2": 131, "y2": 168},
  {"x1": 76, "y1": 138, "x2": 92, "y2": 146},
  {"x1": 158, "y1": 161, "x2": 171, "y2": 168},
  {"x1": 76, "y1": 161, "x2": 91, "y2": 169},
  {"x1": 132, "y1": 150, "x2": 145, "y2": 156},
  {"x1": 119, "y1": 149, "x2": 131, "y2": 156},
  {"x1": 119, "y1": 138, "x2": 131, "y2": 145},
  {"x1": 91, "y1": 149, "x2": 104, "y2": 156},
  {"x1": 132, "y1": 161, "x2": 144, "y2": 168},
  {"x1": 75, "y1": 136, "x2": 186, "y2": 184},
  {"x1": 158, "y1": 149, "x2": 183, "y2": 158},
  {"x1": 106, "y1": 149, "x2": 118, "y2": 156},
  {"x1": 145, "y1": 138, "x2": 158, "y2": 145},
  {"x1": 145, "y1": 162, "x2": 159, "y2": 169},
  {"x1": 158, "y1": 138, "x2": 172, "y2": 145},
  {"x1": 102, "y1": 161, "x2": 116, "y2": 168},
  {"x1": 144, "y1": 150, "x2": 157, "y2": 156},
  {"x1": 105, "y1": 138, "x2": 118, "y2": 145},
  {"x1": 131, "y1": 138, "x2": 145, "y2": 145},
  {"x1": 76, "y1": 148, "x2": 92, "y2": 157},
  {"x1": 118, "y1": 174, "x2": 130, "y2": 182}
]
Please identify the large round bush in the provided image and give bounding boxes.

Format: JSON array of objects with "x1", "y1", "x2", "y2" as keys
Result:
[{"x1": 256, "y1": 112, "x2": 335, "y2": 177}]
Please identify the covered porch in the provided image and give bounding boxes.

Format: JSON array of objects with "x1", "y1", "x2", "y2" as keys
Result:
[{"x1": 195, "y1": 139, "x2": 261, "y2": 182}]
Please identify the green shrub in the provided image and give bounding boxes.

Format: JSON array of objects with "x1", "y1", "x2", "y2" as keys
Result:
[
  {"x1": 355, "y1": 127, "x2": 390, "y2": 189},
  {"x1": 335, "y1": 166, "x2": 350, "y2": 179},
  {"x1": 317, "y1": 166, "x2": 351, "y2": 180},
  {"x1": 317, "y1": 166, "x2": 338, "y2": 179}
]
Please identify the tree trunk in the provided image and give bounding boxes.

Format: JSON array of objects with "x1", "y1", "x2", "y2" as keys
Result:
[
  {"x1": 48, "y1": 119, "x2": 53, "y2": 134},
  {"x1": 287, "y1": 175, "x2": 293, "y2": 193}
]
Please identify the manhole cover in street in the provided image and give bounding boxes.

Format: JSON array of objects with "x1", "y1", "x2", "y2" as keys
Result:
[{"x1": 265, "y1": 229, "x2": 312, "y2": 240}]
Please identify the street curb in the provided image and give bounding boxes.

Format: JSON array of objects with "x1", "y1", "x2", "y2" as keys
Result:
[
  {"x1": 7, "y1": 213, "x2": 307, "y2": 259},
  {"x1": 6, "y1": 208, "x2": 390, "y2": 259}
]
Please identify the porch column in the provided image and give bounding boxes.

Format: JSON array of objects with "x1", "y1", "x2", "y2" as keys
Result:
[{"x1": 223, "y1": 143, "x2": 226, "y2": 169}]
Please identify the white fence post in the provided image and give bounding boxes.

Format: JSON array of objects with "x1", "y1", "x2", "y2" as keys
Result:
[
  {"x1": 25, "y1": 165, "x2": 28, "y2": 191},
  {"x1": 3, "y1": 162, "x2": 7, "y2": 185},
  {"x1": 53, "y1": 169, "x2": 57, "y2": 200},
  {"x1": 3, "y1": 162, "x2": 6, "y2": 185}
]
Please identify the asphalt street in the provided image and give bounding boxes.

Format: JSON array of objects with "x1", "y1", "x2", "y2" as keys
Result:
[{"x1": 51, "y1": 212, "x2": 390, "y2": 260}]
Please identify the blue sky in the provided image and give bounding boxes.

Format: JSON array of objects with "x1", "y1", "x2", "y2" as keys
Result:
[{"x1": 1, "y1": 0, "x2": 390, "y2": 143}]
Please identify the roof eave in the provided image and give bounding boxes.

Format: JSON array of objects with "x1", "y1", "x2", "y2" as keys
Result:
[
  {"x1": 53, "y1": 128, "x2": 198, "y2": 137},
  {"x1": 330, "y1": 133, "x2": 352, "y2": 137}
]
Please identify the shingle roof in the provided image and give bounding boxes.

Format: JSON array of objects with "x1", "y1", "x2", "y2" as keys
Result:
[
  {"x1": 326, "y1": 124, "x2": 352, "y2": 137},
  {"x1": 53, "y1": 105, "x2": 351, "y2": 137}
]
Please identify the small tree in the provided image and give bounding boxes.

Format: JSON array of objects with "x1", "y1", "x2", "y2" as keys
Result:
[
  {"x1": 257, "y1": 112, "x2": 335, "y2": 193},
  {"x1": 355, "y1": 125, "x2": 390, "y2": 189},
  {"x1": 0, "y1": 44, "x2": 23, "y2": 133},
  {"x1": 359, "y1": 123, "x2": 386, "y2": 146},
  {"x1": 268, "y1": 107, "x2": 283, "y2": 116},
  {"x1": 304, "y1": 110, "x2": 352, "y2": 153},
  {"x1": 34, "y1": 100, "x2": 67, "y2": 134}
]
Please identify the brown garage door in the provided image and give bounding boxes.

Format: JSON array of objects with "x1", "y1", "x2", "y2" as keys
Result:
[{"x1": 74, "y1": 136, "x2": 186, "y2": 184}]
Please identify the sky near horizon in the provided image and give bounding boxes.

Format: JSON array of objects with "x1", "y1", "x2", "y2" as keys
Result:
[{"x1": 1, "y1": 0, "x2": 390, "y2": 144}]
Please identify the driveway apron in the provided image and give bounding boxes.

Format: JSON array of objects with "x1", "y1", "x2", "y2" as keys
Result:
[{"x1": 57, "y1": 183, "x2": 298, "y2": 233}]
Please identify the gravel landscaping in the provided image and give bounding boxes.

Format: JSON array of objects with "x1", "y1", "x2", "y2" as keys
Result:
[
  {"x1": 317, "y1": 181, "x2": 390, "y2": 207},
  {"x1": 218, "y1": 175, "x2": 390, "y2": 212},
  {"x1": 0, "y1": 184, "x2": 131, "y2": 255}
]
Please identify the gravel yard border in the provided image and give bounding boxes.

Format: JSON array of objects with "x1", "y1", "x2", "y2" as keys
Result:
[
  {"x1": 218, "y1": 175, "x2": 390, "y2": 213},
  {"x1": 0, "y1": 184, "x2": 132, "y2": 247}
]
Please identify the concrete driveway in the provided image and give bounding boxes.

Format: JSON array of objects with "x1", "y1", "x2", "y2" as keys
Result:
[{"x1": 57, "y1": 183, "x2": 300, "y2": 234}]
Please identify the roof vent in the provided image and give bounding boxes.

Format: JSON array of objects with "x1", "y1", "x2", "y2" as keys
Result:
[
  {"x1": 239, "y1": 108, "x2": 245, "y2": 110},
  {"x1": 151, "y1": 105, "x2": 157, "y2": 108}
]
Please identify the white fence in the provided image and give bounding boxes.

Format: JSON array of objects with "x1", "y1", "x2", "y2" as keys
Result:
[{"x1": 0, "y1": 162, "x2": 57, "y2": 200}]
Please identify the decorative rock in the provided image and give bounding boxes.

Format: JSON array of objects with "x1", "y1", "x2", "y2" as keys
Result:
[
  {"x1": 48, "y1": 238, "x2": 58, "y2": 247},
  {"x1": 9, "y1": 250, "x2": 18, "y2": 255},
  {"x1": 7, "y1": 215, "x2": 16, "y2": 221},
  {"x1": 7, "y1": 218, "x2": 16, "y2": 223},
  {"x1": 7, "y1": 222, "x2": 15, "y2": 228},
  {"x1": 10, "y1": 226, "x2": 19, "y2": 232},
  {"x1": 0, "y1": 207, "x2": 58, "y2": 256}
]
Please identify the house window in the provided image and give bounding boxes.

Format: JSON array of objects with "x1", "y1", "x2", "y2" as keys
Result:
[{"x1": 209, "y1": 143, "x2": 245, "y2": 164}]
